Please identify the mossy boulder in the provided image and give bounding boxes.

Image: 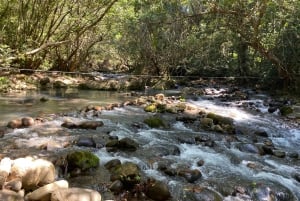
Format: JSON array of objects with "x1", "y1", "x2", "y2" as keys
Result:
[
  {"x1": 279, "y1": 106, "x2": 293, "y2": 116},
  {"x1": 206, "y1": 113, "x2": 233, "y2": 126},
  {"x1": 109, "y1": 162, "x2": 141, "y2": 188},
  {"x1": 200, "y1": 118, "x2": 214, "y2": 129},
  {"x1": 144, "y1": 104, "x2": 157, "y2": 113},
  {"x1": 66, "y1": 151, "x2": 99, "y2": 171},
  {"x1": 144, "y1": 117, "x2": 166, "y2": 128}
]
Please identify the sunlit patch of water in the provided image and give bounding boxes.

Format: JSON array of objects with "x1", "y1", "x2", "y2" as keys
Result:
[{"x1": 189, "y1": 99, "x2": 255, "y2": 121}]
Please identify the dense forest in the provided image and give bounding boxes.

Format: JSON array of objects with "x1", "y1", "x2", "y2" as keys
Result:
[{"x1": 0, "y1": 0, "x2": 299, "y2": 93}]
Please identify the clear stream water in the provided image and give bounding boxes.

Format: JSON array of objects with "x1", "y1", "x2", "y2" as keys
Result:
[{"x1": 0, "y1": 88, "x2": 299, "y2": 200}]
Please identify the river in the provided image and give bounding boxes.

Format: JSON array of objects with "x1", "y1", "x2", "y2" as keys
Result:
[{"x1": 0, "y1": 87, "x2": 299, "y2": 201}]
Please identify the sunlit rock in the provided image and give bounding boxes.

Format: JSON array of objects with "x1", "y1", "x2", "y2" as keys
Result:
[
  {"x1": 51, "y1": 187, "x2": 101, "y2": 201},
  {"x1": 0, "y1": 157, "x2": 12, "y2": 187},
  {"x1": 21, "y1": 117, "x2": 35, "y2": 127},
  {"x1": 0, "y1": 189, "x2": 24, "y2": 201},
  {"x1": 3, "y1": 178, "x2": 22, "y2": 192},
  {"x1": 9, "y1": 157, "x2": 55, "y2": 190},
  {"x1": 7, "y1": 119, "x2": 22, "y2": 129},
  {"x1": 25, "y1": 180, "x2": 68, "y2": 201}
]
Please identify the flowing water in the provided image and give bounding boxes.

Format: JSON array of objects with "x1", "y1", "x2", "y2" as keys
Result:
[{"x1": 1, "y1": 88, "x2": 299, "y2": 201}]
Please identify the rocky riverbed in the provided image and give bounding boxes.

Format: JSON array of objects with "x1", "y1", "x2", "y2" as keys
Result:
[{"x1": 0, "y1": 72, "x2": 299, "y2": 201}]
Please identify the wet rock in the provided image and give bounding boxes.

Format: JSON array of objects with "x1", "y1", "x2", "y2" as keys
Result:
[
  {"x1": 200, "y1": 118, "x2": 214, "y2": 129},
  {"x1": 254, "y1": 130, "x2": 268, "y2": 137},
  {"x1": 261, "y1": 145, "x2": 274, "y2": 155},
  {"x1": 104, "y1": 159, "x2": 121, "y2": 171},
  {"x1": 0, "y1": 189, "x2": 24, "y2": 201},
  {"x1": 109, "y1": 162, "x2": 141, "y2": 188},
  {"x1": 119, "y1": 137, "x2": 139, "y2": 151},
  {"x1": 195, "y1": 135, "x2": 215, "y2": 147},
  {"x1": 145, "y1": 179, "x2": 170, "y2": 201},
  {"x1": 251, "y1": 186, "x2": 275, "y2": 201},
  {"x1": 144, "y1": 117, "x2": 166, "y2": 128},
  {"x1": 183, "y1": 186, "x2": 223, "y2": 201},
  {"x1": 268, "y1": 107, "x2": 278, "y2": 113},
  {"x1": 177, "y1": 136, "x2": 195, "y2": 144},
  {"x1": 21, "y1": 117, "x2": 35, "y2": 127},
  {"x1": 40, "y1": 77, "x2": 50, "y2": 86},
  {"x1": 197, "y1": 160, "x2": 205, "y2": 167},
  {"x1": 178, "y1": 169, "x2": 202, "y2": 183},
  {"x1": 279, "y1": 106, "x2": 293, "y2": 116},
  {"x1": 77, "y1": 121, "x2": 104, "y2": 129},
  {"x1": 61, "y1": 122, "x2": 77, "y2": 129},
  {"x1": 61, "y1": 121, "x2": 104, "y2": 130},
  {"x1": 76, "y1": 137, "x2": 96, "y2": 148},
  {"x1": 66, "y1": 151, "x2": 99, "y2": 172},
  {"x1": 53, "y1": 80, "x2": 67, "y2": 88},
  {"x1": 238, "y1": 143, "x2": 260, "y2": 154},
  {"x1": 25, "y1": 180, "x2": 69, "y2": 201},
  {"x1": 106, "y1": 138, "x2": 139, "y2": 152},
  {"x1": 109, "y1": 180, "x2": 124, "y2": 193},
  {"x1": 10, "y1": 157, "x2": 55, "y2": 191},
  {"x1": 40, "y1": 97, "x2": 49, "y2": 102},
  {"x1": 288, "y1": 152, "x2": 299, "y2": 159},
  {"x1": 7, "y1": 119, "x2": 22, "y2": 129},
  {"x1": 292, "y1": 173, "x2": 300, "y2": 182},
  {"x1": 206, "y1": 112, "x2": 234, "y2": 126},
  {"x1": 273, "y1": 150, "x2": 286, "y2": 158},
  {"x1": 176, "y1": 114, "x2": 197, "y2": 123},
  {"x1": 51, "y1": 187, "x2": 101, "y2": 201}
]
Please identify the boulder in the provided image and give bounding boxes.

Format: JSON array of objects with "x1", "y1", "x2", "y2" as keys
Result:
[
  {"x1": 66, "y1": 151, "x2": 99, "y2": 172},
  {"x1": 178, "y1": 169, "x2": 202, "y2": 183},
  {"x1": 21, "y1": 117, "x2": 35, "y2": 127},
  {"x1": 0, "y1": 189, "x2": 24, "y2": 201},
  {"x1": 3, "y1": 178, "x2": 22, "y2": 192},
  {"x1": 25, "y1": 180, "x2": 69, "y2": 201},
  {"x1": 144, "y1": 117, "x2": 166, "y2": 128},
  {"x1": 145, "y1": 179, "x2": 170, "y2": 201},
  {"x1": 109, "y1": 162, "x2": 141, "y2": 188},
  {"x1": 279, "y1": 106, "x2": 293, "y2": 116},
  {"x1": 77, "y1": 121, "x2": 104, "y2": 130},
  {"x1": 51, "y1": 187, "x2": 101, "y2": 201},
  {"x1": 200, "y1": 118, "x2": 214, "y2": 129},
  {"x1": 144, "y1": 104, "x2": 157, "y2": 113},
  {"x1": 0, "y1": 157, "x2": 12, "y2": 187},
  {"x1": 104, "y1": 159, "x2": 121, "y2": 171},
  {"x1": 7, "y1": 119, "x2": 22, "y2": 129},
  {"x1": 76, "y1": 137, "x2": 96, "y2": 148},
  {"x1": 118, "y1": 137, "x2": 139, "y2": 151},
  {"x1": 206, "y1": 112, "x2": 234, "y2": 126},
  {"x1": 9, "y1": 157, "x2": 55, "y2": 190}
]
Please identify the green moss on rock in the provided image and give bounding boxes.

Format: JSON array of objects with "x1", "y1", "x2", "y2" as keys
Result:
[
  {"x1": 144, "y1": 104, "x2": 157, "y2": 113},
  {"x1": 144, "y1": 117, "x2": 166, "y2": 128},
  {"x1": 279, "y1": 106, "x2": 293, "y2": 116},
  {"x1": 67, "y1": 150, "x2": 99, "y2": 171},
  {"x1": 206, "y1": 112, "x2": 233, "y2": 125}
]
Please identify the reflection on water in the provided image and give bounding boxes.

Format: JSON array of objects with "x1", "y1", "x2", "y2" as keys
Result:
[{"x1": 0, "y1": 88, "x2": 131, "y2": 125}]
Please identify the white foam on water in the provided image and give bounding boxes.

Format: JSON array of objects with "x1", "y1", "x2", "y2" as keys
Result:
[
  {"x1": 189, "y1": 99, "x2": 255, "y2": 121},
  {"x1": 172, "y1": 121, "x2": 193, "y2": 131}
]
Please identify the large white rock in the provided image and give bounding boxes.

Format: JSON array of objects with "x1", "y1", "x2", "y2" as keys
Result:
[
  {"x1": 0, "y1": 157, "x2": 12, "y2": 187},
  {"x1": 25, "y1": 180, "x2": 69, "y2": 201},
  {"x1": 0, "y1": 189, "x2": 24, "y2": 201},
  {"x1": 51, "y1": 188, "x2": 101, "y2": 201},
  {"x1": 9, "y1": 157, "x2": 55, "y2": 190}
]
